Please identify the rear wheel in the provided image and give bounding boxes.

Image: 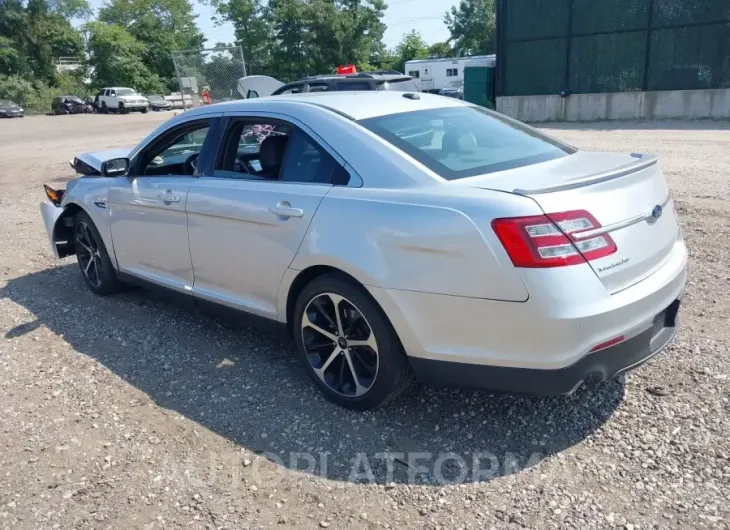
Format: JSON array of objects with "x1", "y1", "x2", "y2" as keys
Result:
[
  {"x1": 293, "y1": 274, "x2": 414, "y2": 410},
  {"x1": 101, "y1": 102, "x2": 108, "y2": 114},
  {"x1": 73, "y1": 211, "x2": 123, "y2": 296}
]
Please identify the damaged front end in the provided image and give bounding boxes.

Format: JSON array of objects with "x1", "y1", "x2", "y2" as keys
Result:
[{"x1": 40, "y1": 185, "x2": 76, "y2": 259}]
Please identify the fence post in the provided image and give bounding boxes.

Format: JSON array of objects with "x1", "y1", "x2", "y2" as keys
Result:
[
  {"x1": 564, "y1": 0, "x2": 575, "y2": 94},
  {"x1": 642, "y1": 0, "x2": 656, "y2": 91}
]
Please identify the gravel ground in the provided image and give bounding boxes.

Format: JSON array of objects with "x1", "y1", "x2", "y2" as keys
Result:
[{"x1": 1, "y1": 114, "x2": 729, "y2": 530}]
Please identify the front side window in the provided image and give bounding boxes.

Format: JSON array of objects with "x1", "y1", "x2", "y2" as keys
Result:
[
  {"x1": 359, "y1": 106, "x2": 575, "y2": 180},
  {"x1": 141, "y1": 122, "x2": 211, "y2": 176},
  {"x1": 307, "y1": 84, "x2": 329, "y2": 92},
  {"x1": 276, "y1": 84, "x2": 304, "y2": 95}
]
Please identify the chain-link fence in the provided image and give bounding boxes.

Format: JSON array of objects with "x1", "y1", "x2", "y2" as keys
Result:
[
  {"x1": 496, "y1": 0, "x2": 730, "y2": 97},
  {"x1": 171, "y1": 46, "x2": 247, "y2": 110}
]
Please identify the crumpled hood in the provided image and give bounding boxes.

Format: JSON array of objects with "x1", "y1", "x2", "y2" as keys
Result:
[{"x1": 70, "y1": 146, "x2": 134, "y2": 175}]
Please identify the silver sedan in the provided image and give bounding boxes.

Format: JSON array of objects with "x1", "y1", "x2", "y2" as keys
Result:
[{"x1": 40, "y1": 92, "x2": 687, "y2": 410}]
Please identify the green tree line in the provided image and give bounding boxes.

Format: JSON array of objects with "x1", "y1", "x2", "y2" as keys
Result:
[{"x1": 0, "y1": 0, "x2": 495, "y2": 111}]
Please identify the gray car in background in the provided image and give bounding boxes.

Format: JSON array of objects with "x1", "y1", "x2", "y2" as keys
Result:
[
  {"x1": 40, "y1": 92, "x2": 686, "y2": 410},
  {"x1": 0, "y1": 99, "x2": 24, "y2": 118}
]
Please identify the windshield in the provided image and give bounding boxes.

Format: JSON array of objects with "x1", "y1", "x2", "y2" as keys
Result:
[
  {"x1": 67, "y1": 96, "x2": 83, "y2": 103},
  {"x1": 0, "y1": 99, "x2": 16, "y2": 106},
  {"x1": 448, "y1": 81, "x2": 463, "y2": 88},
  {"x1": 359, "y1": 106, "x2": 574, "y2": 180},
  {"x1": 116, "y1": 89, "x2": 137, "y2": 96},
  {"x1": 376, "y1": 79, "x2": 420, "y2": 92},
  {"x1": 148, "y1": 95, "x2": 163, "y2": 101}
]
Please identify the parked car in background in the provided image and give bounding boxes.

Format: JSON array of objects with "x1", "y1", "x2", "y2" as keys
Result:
[
  {"x1": 147, "y1": 95, "x2": 173, "y2": 112},
  {"x1": 97, "y1": 87, "x2": 149, "y2": 114},
  {"x1": 0, "y1": 99, "x2": 24, "y2": 118},
  {"x1": 41, "y1": 92, "x2": 686, "y2": 410},
  {"x1": 51, "y1": 96, "x2": 92, "y2": 115},
  {"x1": 238, "y1": 71, "x2": 420, "y2": 99},
  {"x1": 439, "y1": 80, "x2": 464, "y2": 99}
]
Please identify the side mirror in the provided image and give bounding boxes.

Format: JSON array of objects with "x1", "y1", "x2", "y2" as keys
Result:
[{"x1": 102, "y1": 157, "x2": 130, "y2": 177}]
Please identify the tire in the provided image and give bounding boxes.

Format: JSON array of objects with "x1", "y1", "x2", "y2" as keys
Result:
[
  {"x1": 101, "y1": 102, "x2": 108, "y2": 114},
  {"x1": 118, "y1": 103, "x2": 126, "y2": 114},
  {"x1": 293, "y1": 274, "x2": 414, "y2": 410},
  {"x1": 73, "y1": 211, "x2": 123, "y2": 296},
  {"x1": 141, "y1": 107, "x2": 148, "y2": 114}
]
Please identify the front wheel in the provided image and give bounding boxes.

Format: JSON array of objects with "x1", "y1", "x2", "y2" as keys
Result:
[
  {"x1": 141, "y1": 107, "x2": 149, "y2": 114},
  {"x1": 293, "y1": 274, "x2": 414, "y2": 410},
  {"x1": 73, "y1": 211, "x2": 123, "y2": 296}
]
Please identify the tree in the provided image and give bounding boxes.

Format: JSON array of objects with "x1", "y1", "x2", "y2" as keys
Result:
[
  {"x1": 0, "y1": 0, "x2": 86, "y2": 81},
  {"x1": 98, "y1": 0, "x2": 205, "y2": 90},
  {"x1": 445, "y1": 0, "x2": 496, "y2": 56},
  {"x1": 212, "y1": 0, "x2": 388, "y2": 80},
  {"x1": 85, "y1": 21, "x2": 166, "y2": 93},
  {"x1": 427, "y1": 41, "x2": 452, "y2": 58},
  {"x1": 210, "y1": 0, "x2": 273, "y2": 76},
  {"x1": 392, "y1": 30, "x2": 427, "y2": 73}
]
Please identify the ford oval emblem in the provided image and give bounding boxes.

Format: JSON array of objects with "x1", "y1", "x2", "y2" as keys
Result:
[{"x1": 650, "y1": 204, "x2": 663, "y2": 221}]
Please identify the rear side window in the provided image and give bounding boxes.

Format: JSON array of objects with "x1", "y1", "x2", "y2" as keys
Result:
[
  {"x1": 376, "y1": 79, "x2": 420, "y2": 92},
  {"x1": 338, "y1": 81, "x2": 371, "y2": 91},
  {"x1": 281, "y1": 131, "x2": 342, "y2": 185},
  {"x1": 359, "y1": 106, "x2": 575, "y2": 180}
]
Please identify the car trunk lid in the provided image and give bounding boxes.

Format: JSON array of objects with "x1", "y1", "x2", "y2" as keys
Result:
[{"x1": 457, "y1": 151, "x2": 680, "y2": 294}]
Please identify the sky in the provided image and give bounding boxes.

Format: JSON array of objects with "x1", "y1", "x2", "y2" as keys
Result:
[{"x1": 84, "y1": 0, "x2": 460, "y2": 50}]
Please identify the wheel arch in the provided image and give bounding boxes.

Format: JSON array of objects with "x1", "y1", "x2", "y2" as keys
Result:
[
  {"x1": 283, "y1": 265, "x2": 403, "y2": 348},
  {"x1": 52, "y1": 202, "x2": 85, "y2": 258}
]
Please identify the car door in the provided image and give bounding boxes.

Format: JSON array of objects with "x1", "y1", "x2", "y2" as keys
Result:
[
  {"x1": 185, "y1": 113, "x2": 351, "y2": 319},
  {"x1": 107, "y1": 116, "x2": 220, "y2": 293},
  {"x1": 107, "y1": 89, "x2": 117, "y2": 109}
]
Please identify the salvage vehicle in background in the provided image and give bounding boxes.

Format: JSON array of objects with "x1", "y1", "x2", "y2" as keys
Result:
[
  {"x1": 439, "y1": 80, "x2": 464, "y2": 99},
  {"x1": 41, "y1": 92, "x2": 686, "y2": 410},
  {"x1": 0, "y1": 99, "x2": 24, "y2": 118},
  {"x1": 147, "y1": 94, "x2": 173, "y2": 111},
  {"x1": 51, "y1": 96, "x2": 92, "y2": 115},
  {"x1": 237, "y1": 71, "x2": 419, "y2": 99}
]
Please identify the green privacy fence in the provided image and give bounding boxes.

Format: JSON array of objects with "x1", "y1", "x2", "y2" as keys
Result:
[{"x1": 496, "y1": 0, "x2": 730, "y2": 96}]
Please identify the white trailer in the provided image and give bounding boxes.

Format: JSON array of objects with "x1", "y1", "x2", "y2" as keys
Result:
[{"x1": 404, "y1": 55, "x2": 496, "y2": 92}]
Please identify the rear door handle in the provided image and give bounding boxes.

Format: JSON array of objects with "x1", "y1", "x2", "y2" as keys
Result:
[
  {"x1": 269, "y1": 201, "x2": 304, "y2": 219},
  {"x1": 159, "y1": 190, "x2": 180, "y2": 204}
]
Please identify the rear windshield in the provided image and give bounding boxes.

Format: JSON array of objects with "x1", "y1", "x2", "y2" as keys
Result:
[
  {"x1": 376, "y1": 79, "x2": 420, "y2": 92},
  {"x1": 359, "y1": 106, "x2": 574, "y2": 180}
]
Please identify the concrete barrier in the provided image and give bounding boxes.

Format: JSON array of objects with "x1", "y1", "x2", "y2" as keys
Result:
[{"x1": 496, "y1": 89, "x2": 730, "y2": 122}]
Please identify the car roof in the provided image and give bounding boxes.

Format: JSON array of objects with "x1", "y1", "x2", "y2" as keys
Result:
[
  {"x1": 180, "y1": 91, "x2": 468, "y2": 121},
  {"x1": 297, "y1": 72, "x2": 412, "y2": 82}
]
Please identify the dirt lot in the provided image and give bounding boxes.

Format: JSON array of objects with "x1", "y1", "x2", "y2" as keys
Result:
[{"x1": 1, "y1": 113, "x2": 729, "y2": 530}]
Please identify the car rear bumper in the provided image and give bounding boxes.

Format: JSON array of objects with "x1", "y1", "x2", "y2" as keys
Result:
[
  {"x1": 366, "y1": 238, "x2": 687, "y2": 395},
  {"x1": 408, "y1": 298, "x2": 679, "y2": 395}
]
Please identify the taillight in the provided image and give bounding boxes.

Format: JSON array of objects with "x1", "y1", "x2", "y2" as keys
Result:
[{"x1": 492, "y1": 210, "x2": 616, "y2": 268}]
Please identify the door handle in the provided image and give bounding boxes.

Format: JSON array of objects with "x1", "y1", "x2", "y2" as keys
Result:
[
  {"x1": 159, "y1": 190, "x2": 180, "y2": 204},
  {"x1": 268, "y1": 201, "x2": 304, "y2": 219}
]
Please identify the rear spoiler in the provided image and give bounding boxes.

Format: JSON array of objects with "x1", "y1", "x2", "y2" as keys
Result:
[{"x1": 513, "y1": 153, "x2": 658, "y2": 196}]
